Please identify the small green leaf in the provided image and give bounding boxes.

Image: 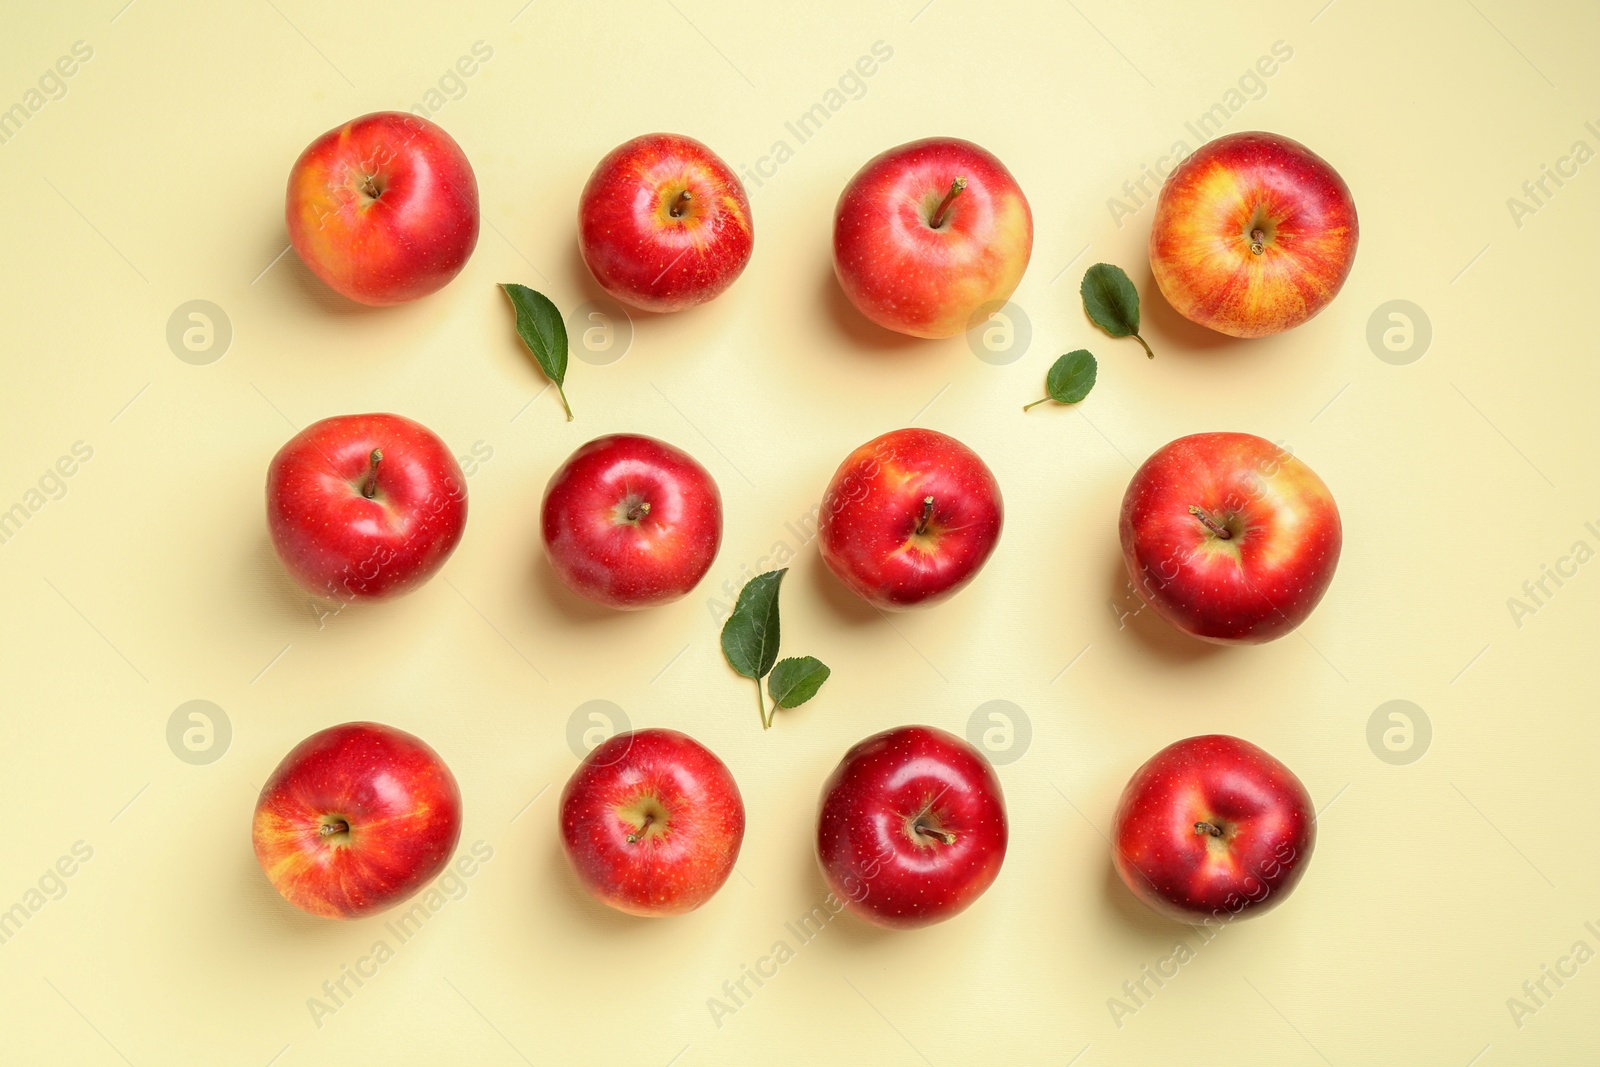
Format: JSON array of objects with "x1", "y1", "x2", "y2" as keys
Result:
[
  {"x1": 1048, "y1": 350, "x2": 1097, "y2": 403},
  {"x1": 1081, "y1": 263, "x2": 1154, "y2": 358},
  {"x1": 499, "y1": 283, "x2": 574, "y2": 419},
  {"x1": 721, "y1": 570, "x2": 786, "y2": 681},
  {"x1": 1023, "y1": 350, "x2": 1097, "y2": 411},
  {"x1": 768, "y1": 656, "x2": 830, "y2": 711}
]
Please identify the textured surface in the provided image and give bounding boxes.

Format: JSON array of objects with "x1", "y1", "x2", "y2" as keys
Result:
[{"x1": 0, "y1": 1, "x2": 1596, "y2": 1064}]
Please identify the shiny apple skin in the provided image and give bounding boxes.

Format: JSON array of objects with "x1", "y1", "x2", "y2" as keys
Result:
[
  {"x1": 1149, "y1": 131, "x2": 1358, "y2": 338},
  {"x1": 819, "y1": 428, "x2": 1003, "y2": 610},
  {"x1": 1119, "y1": 432, "x2": 1340, "y2": 644},
  {"x1": 816, "y1": 725, "x2": 1008, "y2": 929},
  {"x1": 267, "y1": 413, "x2": 468, "y2": 601},
  {"x1": 559, "y1": 728, "x2": 745, "y2": 917},
  {"x1": 286, "y1": 111, "x2": 479, "y2": 306},
  {"x1": 833, "y1": 137, "x2": 1032, "y2": 339},
  {"x1": 1112, "y1": 734, "x2": 1315, "y2": 924},
  {"x1": 541, "y1": 434, "x2": 723, "y2": 609},
  {"x1": 578, "y1": 133, "x2": 754, "y2": 313},
  {"x1": 252, "y1": 722, "x2": 463, "y2": 920}
]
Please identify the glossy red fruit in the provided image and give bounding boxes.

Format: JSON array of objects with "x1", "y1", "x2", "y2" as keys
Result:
[
  {"x1": 1119, "y1": 431, "x2": 1340, "y2": 643},
  {"x1": 286, "y1": 111, "x2": 479, "y2": 305},
  {"x1": 267, "y1": 413, "x2": 467, "y2": 601},
  {"x1": 819, "y1": 427, "x2": 1003, "y2": 610},
  {"x1": 578, "y1": 133, "x2": 754, "y2": 313},
  {"x1": 1149, "y1": 131, "x2": 1358, "y2": 338},
  {"x1": 560, "y1": 728, "x2": 745, "y2": 917},
  {"x1": 1112, "y1": 734, "x2": 1316, "y2": 923},
  {"x1": 541, "y1": 434, "x2": 722, "y2": 609},
  {"x1": 816, "y1": 725, "x2": 1008, "y2": 929},
  {"x1": 252, "y1": 722, "x2": 463, "y2": 919},
  {"x1": 833, "y1": 137, "x2": 1032, "y2": 338}
]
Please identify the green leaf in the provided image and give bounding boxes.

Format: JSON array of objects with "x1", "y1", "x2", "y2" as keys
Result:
[
  {"x1": 768, "y1": 656, "x2": 831, "y2": 710},
  {"x1": 720, "y1": 570, "x2": 787, "y2": 681},
  {"x1": 1047, "y1": 350, "x2": 1097, "y2": 403},
  {"x1": 1023, "y1": 350, "x2": 1097, "y2": 411},
  {"x1": 499, "y1": 283, "x2": 573, "y2": 419},
  {"x1": 1081, "y1": 263, "x2": 1154, "y2": 358}
]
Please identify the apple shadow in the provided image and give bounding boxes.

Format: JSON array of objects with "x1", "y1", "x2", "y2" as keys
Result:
[
  {"x1": 1100, "y1": 855, "x2": 1189, "y2": 942},
  {"x1": 280, "y1": 240, "x2": 387, "y2": 317},
  {"x1": 544, "y1": 835, "x2": 657, "y2": 932},
  {"x1": 236, "y1": 848, "x2": 343, "y2": 940},
  {"x1": 527, "y1": 550, "x2": 635, "y2": 627},
  {"x1": 1136, "y1": 261, "x2": 1238, "y2": 356},
  {"x1": 1105, "y1": 553, "x2": 1225, "y2": 666},
  {"x1": 805, "y1": 547, "x2": 883, "y2": 629},
  {"x1": 815, "y1": 266, "x2": 927, "y2": 356}
]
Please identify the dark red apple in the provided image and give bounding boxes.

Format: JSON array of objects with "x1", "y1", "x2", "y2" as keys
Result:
[
  {"x1": 819, "y1": 427, "x2": 1003, "y2": 610},
  {"x1": 252, "y1": 721, "x2": 462, "y2": 919},
  {"x1": 1119, "y1": 431, "x2": 1340, "y2": 643},
  {"x1": 1149, "y1": 131, "x2": 1358, "y2": 338},
  {"x1": 577, "y1": 133, "x2": 753, "y2": 313},
  {"x1": 286, "y1": 111, "x2": 479, "y2": 305},
  {"x1": 267, "y1": 413, "x2": 467, "y2": 601},
  {"x1": 817, "y1": 725, "x2": 1007, "y2": 929},
  {"x1": 541, "y1": 434, "x2": 722, "y2": 609},
  {"x1": 560, "y1": 728, "x2": 745, "y2": 917},
  {"x1": 833, "y1": 137, "x2": 1032, "y2": 338},
  {"x1": 1112, "y1": 734, "x2": 1316, "y2": 923}
]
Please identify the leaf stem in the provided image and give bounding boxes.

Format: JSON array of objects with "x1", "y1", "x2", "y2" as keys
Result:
[
  {"x1": 1132, "y1": 333, "x2": 1154, "y2": 359},
  {"x1": 1022, "y1": 397, "x2": 1051, "y2": 412},
  {"x1": 756, "y1": 678, "x2": 769, "y2": 731},
  {"x1": 928, "y1": 176, "x2": 967, "y2": 230},
  {"x1": 555, "y1": 383, "x2": 574, "y2": 421}
]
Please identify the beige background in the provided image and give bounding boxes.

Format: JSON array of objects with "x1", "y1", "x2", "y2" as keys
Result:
[{"x1": 0, "y1": 0, "x2": 1595, "y2": 1063}]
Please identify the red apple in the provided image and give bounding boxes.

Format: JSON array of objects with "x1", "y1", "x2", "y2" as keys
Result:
[
  {"x1": 560, "y1": 728, "x2": 745, "y2": 917},
  {"x1": 819, "y1": 428, "x2": 1003, "y2": 610},
  {"x1": 1120, "y1": 432, "x2": 1340, "y2": 643},
  {"x1": 541, "y1": 434, "x2": 722, "y2": 609},
  {"x1": 252, "y1": 722, "x2": 462, "y2": 919},
  {"x1": 1149, "y1": 131, "x2": 1358, "y2": 338},
  {"x1": 816, "y1": 725, "x2": 1007, "y2": 929},
  {"x1": 1112, "y1": 734, "x2": 1315, "y2": 923},
  {"x1": 267, "y1": 413, "x2": 467, "y2": 601},
  {"x1": 286, "y1": 111, "x2": 479, "y2": 305},
  {"x1": 577, "y1": 133, "x2": 753, "y2": 313},
  {"x1": 833, "y1": 137, "x2": 1032, "y2": 339}
]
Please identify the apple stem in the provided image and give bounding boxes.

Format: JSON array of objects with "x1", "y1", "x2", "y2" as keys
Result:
[
  {"x1": 626, "y1": 814, "x2": 654, "y2": 845},
  {"x1": 914, "y1": 821, "x2": 957, "y2": 846},
  {"x1": 1194, "y1": 821, "x2": 1225, "y2": 838},
  {"x1": 320, "y1": 820, "x2": 349, "y2": 837},
  {"x1": 627, "y1": 501, "x2": 651, "y2": 523},
  {"x1": 1188, "y1": 505, "x2": 1232, "y2": 540},
  {"x1": 914, "y1": 496, "x2": 935, "y2": 536},
  {"x1": 362, "y1": 449, "x2": 382, "y2": 499},
  {"x1": 555, "y1": 383, "x2": 574, "y2": 422},
  {"x1": 928, "y1": 176, "x2": 967, "y2": 230},
  {"x1": 1249, "y1": 228, "x2": 1266, "y2": 255},
  {"x1": 669, "y1": 189, "x2": 693, "y2": 219},
  {"x1": 1023, "y1": 397, "x2": 1051, "y2": 412}
]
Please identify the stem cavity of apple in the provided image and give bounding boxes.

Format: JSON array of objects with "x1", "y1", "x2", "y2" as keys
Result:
[
  {"x1": 914, "y1": 496, "x2": 936, "y2": 537},
  {"x1": 1188, "y1": 505, "x2": 1233, "y2": 541},
  {"x1": 1249, "y1": 227, "x2": 1266, "y2": 255},
  {"x1": 362, "y1": 449, "x2": 383, "y2": 499},
  {"x1": 320, "y1": 819, "x2": 350, "y2": 838},
  {"x1": 1193, "y1": 820, "x2": 1225, "y2": 838},
  {"x1": 669, "y1": 189, "x2": 693, "y2": 219},
  {"x1": 929, "y1": 176, "x2": 967, "y2": 230}
]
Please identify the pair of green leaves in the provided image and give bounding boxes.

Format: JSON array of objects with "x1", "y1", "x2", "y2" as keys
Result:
[
  {"x1": 499, "y1": 283, "x2": 574, "y2": 420},
  {"x1": 1081, "y1": 262, "x2": 1154, "y2": 359},
  {"x1": 720, "y1": 569, "x2": 830, "y2": 730}
]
